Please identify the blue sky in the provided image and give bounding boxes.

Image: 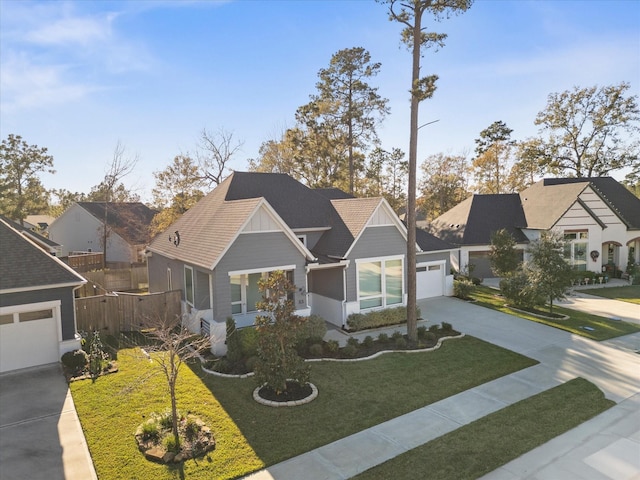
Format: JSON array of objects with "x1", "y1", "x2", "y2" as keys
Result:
[{"x1": 1, "y1": 0, "x2": 638, "y2": 202}]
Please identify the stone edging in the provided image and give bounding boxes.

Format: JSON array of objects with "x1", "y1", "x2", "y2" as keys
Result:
[
  {"x1": 197, "y1": 333, "x2": 465, "y2": 377},
  {"x1": 253, "y1": 382, "x2": 319, "y2": 407}
]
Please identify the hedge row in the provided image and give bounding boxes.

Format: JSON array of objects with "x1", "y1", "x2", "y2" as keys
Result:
[{"x1": 346, "y1": 305, "x2": 421, "y2": 332}]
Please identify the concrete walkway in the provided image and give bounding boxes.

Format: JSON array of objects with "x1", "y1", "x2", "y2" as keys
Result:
[{"x1": 244, "y1": 296, "x2": 640, "y2": 480}]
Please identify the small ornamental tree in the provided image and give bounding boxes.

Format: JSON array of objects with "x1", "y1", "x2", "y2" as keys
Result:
[
  {"x1": 141, "y1": 311, "x2": 210, "y2": 450},
  {"x1": 254, "y1": 271, "x2": 310, "y2": 394},
  {"x1": 489, "y1": 229, "x2": 521, "y2": 277},
  {"x1": 525, "y1": 231, "x2": 574, "y2": 314}
]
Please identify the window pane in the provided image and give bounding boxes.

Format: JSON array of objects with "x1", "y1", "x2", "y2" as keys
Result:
[
  {"x1": 247, "y1": 273, "x2": 262, "y2": 312},
  {"x1": 385, "y1": 259, "x2": 403, "y2": 305},
  {"x1": 359, "y1": 262, "x2": 381, "y2": 298},
  {"x1": 0, "y1": 314, "x2": 14, "y2": 325},
  {"x1": 574, "y1": 242, "x2": 587, "y2": 271},
  {"x1": 185, "y1": 268, "x2": 194, "y2": 305},
  {"x1": 230, "y1": 276, "x2": 241, "y2": 303},
  {"x1": 20, "y1": 309, "x2": 53, "y2": 322},
  {"x1": 360, "y1": 297, "x2": 382, "y2": 309},
  {"x1": 428, "y1": 265, "x2": 440, "y2": 271}
]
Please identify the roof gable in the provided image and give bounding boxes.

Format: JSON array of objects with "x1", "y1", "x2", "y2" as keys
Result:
[
  {"x1": 0, "y1": 219, "x2": 85, "y2": 292},
  {"x1": 75, "y1": 202, "x2": 156, "y2": 245}
]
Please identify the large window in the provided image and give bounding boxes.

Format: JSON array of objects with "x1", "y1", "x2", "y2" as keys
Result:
[
  {"x1": 230, "y1": 270, "x2": 295, "y2": 315},
  {"x1": 184, "y1": 266, "x2": 194, "y2": 306},
  {"x1": 358, "y1": 258, "x2": 404, "y2": 310},
  {"x1": 563, "y1": 231, "x2": 588, "y2": 271}
]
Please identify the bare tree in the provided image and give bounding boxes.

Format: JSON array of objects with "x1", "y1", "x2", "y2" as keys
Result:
[
  {"x1": 141, "y1": 311, "x2": 210, "y2": 449},
  {"x1": 98, "y1": 141, "x2": 138, "y2": 266},
  {"x1": 196, "y1": 128, "x2": 243, "y2": 187}
]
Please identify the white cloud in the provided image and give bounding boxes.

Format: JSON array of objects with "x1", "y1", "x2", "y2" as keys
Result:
[{"x1": 24, "y1": 13, "x2": 116, "y2": 47}]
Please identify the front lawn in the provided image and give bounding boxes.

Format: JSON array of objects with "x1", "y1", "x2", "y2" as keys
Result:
[
  {"x1": 581, "y1": 285, "x2": 640, "y2": 305},
  {"x1": 471, "y1": 285, "x2": 640, "y2": 341},
  {"x1": 354, "y1": 377, "x2": 614, "y2": 480},
  {"x1": 72, "y1": 336, "x2": 536, "y2": 479}
]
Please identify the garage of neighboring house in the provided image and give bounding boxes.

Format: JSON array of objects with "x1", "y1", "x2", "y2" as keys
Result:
[
  {"x1": 0, "y1": 302, "x2": 61, "y2": 373},
  {"x1": 416, "y1": 261, "x2": 446, "y2": 299},
  {"x1": 468, "y1": 251, "x2": 493, "y2": 279}
]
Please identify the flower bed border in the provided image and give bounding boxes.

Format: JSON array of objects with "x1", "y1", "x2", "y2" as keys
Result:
[{"x1": 253, "y1": 382, "x2": 318, "y2": 407}]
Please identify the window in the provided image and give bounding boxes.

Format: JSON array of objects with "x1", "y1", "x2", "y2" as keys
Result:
[
  {"x1": 0, "y1": 314, "x2": 14, "y2": 325},
  {"x1": 184, "y1": 266, "x2": 194, "y2": 306},
  {"x1": 19, "y1": 309, "x2": 53, "y2": 322},
  {"x1": 358, "y1": 258, "x2": 404, "y2": 310},
  {"x1": 230, "y1": 269, "x2": 295, "y2": 315},
  {"x1": 563, "y1": 231, "x2": 588, "y2": 271}
]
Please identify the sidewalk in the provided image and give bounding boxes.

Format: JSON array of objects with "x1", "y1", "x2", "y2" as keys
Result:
[{"x1": 244, "y1": 296, "x2": 640, "y2": 480}]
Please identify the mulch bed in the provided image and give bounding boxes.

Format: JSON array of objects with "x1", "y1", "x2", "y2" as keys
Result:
[{"x1": 257, "y1": 381, "x2": 312, "y2": 402}]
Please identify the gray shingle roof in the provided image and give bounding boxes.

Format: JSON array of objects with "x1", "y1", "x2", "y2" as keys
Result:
[
  {"x1": 429, "y1": 194, "x2": 529, "y2": 246},
  {"x1": 77, "y1": 202, "x2": 157, "y2": 245},
  {"x1": 0, "y1": 215, "x2": 61, "y2": 250},
  {"x1": 0, "y1": 219, "x2": 85, "y2": 292}
]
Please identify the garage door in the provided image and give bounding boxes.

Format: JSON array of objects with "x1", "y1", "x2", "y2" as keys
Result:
[
  {"x1": 416, "y1": 262, "x2": 445, "y2": 299},
  {"x1": 468, "y1": 251, "x2": 493, "y2": 279},
  {"x1": 0, "y1": 305, "x2": 60, "y2": 373}
]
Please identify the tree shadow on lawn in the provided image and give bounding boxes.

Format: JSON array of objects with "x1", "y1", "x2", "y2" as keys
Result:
[{"x1": 187, "y1": 336, "x2": 538, "y2": 468}]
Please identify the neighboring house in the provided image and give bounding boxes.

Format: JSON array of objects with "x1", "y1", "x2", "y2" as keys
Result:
[
  {"x1": 429, "y1": 177, "x2": 640, "y2": 278},
  {"x1": 24, "y1": 214, "x2": 56, "y2": 234},
  {"x1": 49, "y1": 202, "x2": 156, "y2": 264},
  {"x1": 146, "y1": 172, "x2": 457, "y2": 353},
  {"x1": 0, "y1": 215, "x2": 63, "y2": 256},
  {"x1": 0, "y1": 218, "x2": 86, "y2": 372}
]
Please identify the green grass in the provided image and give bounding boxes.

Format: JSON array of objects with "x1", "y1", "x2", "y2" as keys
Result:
[
  {"x1": 354, "y1": 377, "x2": 615, "y2": 480},
  {"x1": 71, "y1": 337, "x2": 536, "y2": 479},
  {"x1": 581, "y1": 285, "x2": 640, "y2": 305},
  {"x1": 470, "y1": 285, "x2": 640, "y2": 341}
]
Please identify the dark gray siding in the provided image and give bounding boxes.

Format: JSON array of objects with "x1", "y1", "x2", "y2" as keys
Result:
[
  {"x1": 213, "y1": 232, "x2": 308, "y2": 320},
  {"x1": 301, "y1": 231, "x2": 325, "y2": 250},
  {"x1": 345, "y1": 226, "x2": 407, "y2": 302},
  {"x1": 147, "y1": 253, "x2": 184, "y2": 294},
  {"x1": 195, "y1": 270, "x2": 211, "y2": 310},
  {"x1": 309, "y1": 267, "x2": 344, "y2": 300},
  {"x1": 1, "y1": 287, "x2": 77, "y2": 340}
]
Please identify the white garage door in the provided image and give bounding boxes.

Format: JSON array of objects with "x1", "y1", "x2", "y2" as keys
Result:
[
  {"x1": 416, "y1": 262, "x2": 445, "y2": 299},
  {"x1": 0, "y1": 303, "x2": 60, "y2": 373}
]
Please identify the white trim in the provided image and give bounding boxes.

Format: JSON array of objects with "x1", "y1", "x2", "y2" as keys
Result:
[
  {"x1": 306, "y1": 260, "x2": 350, "y2": 272},
  {"x1": 0, "y1": 300, "x2": 63, "y2": 343},
  {"x1": 228, "y1": 264, "x2": 297, "y2": 277},
  {"x1": 355, "y1": 255, "x2": 405, "y2": 311},
  {"x1": 292, "y1": 226, "x2": 331, "y2": 233},
  {"x1": 184, "y1": 265, "x2": 194, "y2": 307},
  {"x1": 1, "y1": 281, "x2": 86, "y2": 295}
]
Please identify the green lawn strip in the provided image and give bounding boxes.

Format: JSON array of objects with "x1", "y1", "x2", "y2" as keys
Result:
[
  {"x1": 580, "y1": 285, "x2": 640, "y2": 305},
  {"x1": 195, "y1": 336, "x2": 537, "y2": 466},
  {"x1": 70, "y1": 348, "x2": 264, "y2": 480},
  {"x1": 471, "y1": 285, "x2": 640, "y2": 341},
  {"x1": 354, "y1": 377, "x2": 615, "y2": 480}
]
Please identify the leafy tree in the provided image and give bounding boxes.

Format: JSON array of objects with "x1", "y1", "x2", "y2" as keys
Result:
[
  {"x1": 418, "y1": 152, "x2": 468, "y2": 220},
  {"x1": 533, "y1": 82, "x2": 639, "y2": 177},
  {"x1": 384, "y1": 0, "x2": 473, "y2": 342},
  {"x1": 525, "y1": 231, "x2": 574, "y2": 314},
  {"x1": 0, "y1": 134, "x2": 54, "y2": 224},
  {"x1": 141, "y1": 311, "x2": 210, "y2": 450},
  {"x1": 87, "y1": 182, "x2": 140, "y2": 202},
  {"x1": 149, "y1": 155, "x2": 206, "y2": 236},
  {"x1": 508, "y1": 138, "x2": 546, "y2": 192},
  {"x1": 623, "y1": 163, "x2": 640, "y2": 198},
  {"x1": 365, "y1": 147, "x2": 408, "y2": 211},
  {"x1": 472, "y1": 120, "x2": 514, "y2": 193},
  {"x1": 196, "y1": 127, "x2": 243, "y2": 187},
  {"x1": 489, "y1": 229, "x2": 520, "y2": 277},
  {"x1": 254, "y1": 271, "x2": 310, "y2": 394},
  {"x1": 248, "y1": 135, "x2": 297, "y2": 175},
  {"x1": 49, "y1": 189, "x2": 89, "y2": 216}
]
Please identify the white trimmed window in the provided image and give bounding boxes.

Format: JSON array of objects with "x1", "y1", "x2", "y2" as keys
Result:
[
  {"x1": 563, "y1": 231, "x2": 588, "y2": 271},
  {"x1": 230, "y1": 268, "x2": 294, "y2": 315},
  {"x1": 357, "y1": 257, "x2": 404, "y2": 310},
  {"x1": 184, "y1": 266, "x2": 194, "y2": 306}
]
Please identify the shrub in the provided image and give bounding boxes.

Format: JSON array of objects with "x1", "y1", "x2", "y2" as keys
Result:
[
  {"x1": 454, "y1": 279, "x2": 474, "y2": 300},
  {"x1": 297, "y1": 315, "x2": 328, "y2": 343},
  {"x1": 184, "y1": 417, "x2": 200, "y2": 441},
  {"x1": 394, "y1": 337, "x2": 407, "y2": 349},
  {"x1": 163, "y1": 434, "x2": 179, "y2": 453},
  {"x1": 140, "y1": 420, "x2": 159, "y2": 440},
  {"x1": 428, "y1": 324, "x2": 439, "y2": 333},
  {"x1": 238, "y1": 327, "x2": 259, "y2": 358},
  {"x1": 342, "y1": 344, "x2": 358, "y2": 358},
  {"x1": 346, "y1": 337, "x2": 360, "y2": 347},
  {"x1": 244, "y1": 356, "x2": 259, "y2": 372},
  {"x1": 308, "y1": 343, "x2": 324, "y2": 357},
  {"x1": 88, "y1": 330, "x2": 109, "y2": 376},
  {"x1": 61, "y1": 349, "x2": 89, "y2": 373},
  {"x1": 213, "y1": 358, "x2": 230, "y2": 373},
  {"x1": 159, "y1": 412, "x2": 173, "y2": 431},
  {"x1": 362, "y1": 336, "x2": 374, "y2": 348},
  {"x1": 377, "y1": 333, "x2": 389, "y2": 343},
  {"x1": 441, "y1": 322, "x2": 453, "y2": 332},
  {"x1": 391, "y1": 330, "x2": 403, "y2": 341},
  {"x1": 346, "y1": 306, "x2": 419, "y2": 331},
  {"x1": 425, "y1": 332, "x2": 437, "y2": 343},
  {"x1": 417, "y1": 326, "x2": 428, "y2": 339},
  {"x1": 226, "y1": 318, "x2": 242, "y2": 364},
  {"x1": 325, "y1": 339, "x2": 339, "y2": 353}
]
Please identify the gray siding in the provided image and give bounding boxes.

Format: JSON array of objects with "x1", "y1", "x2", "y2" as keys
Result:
[
  {"x1": 213, "y1": 232, "x2": 308, "y2": 320},
  {"x1": 1, "y1": 287, "x2": 77, "y2": 340},
  {"x1": 416, "y1": 251, "x2": 451, "y2": 272},
  {"x1": 195, "y1": 270, "x2": 211, "y2": 309},
  {"x1": 309, "y1": 267, "x2": 344, "y2": 300},
  {"x1": 302, "y1": 231, "x2": 325, "y2": 250},
  {"x1": 345, "y1": 226, "x2": 407, "y2": 302},
  {"x1": 148, "y1": 253, "x2": 184, "y2": 294}
]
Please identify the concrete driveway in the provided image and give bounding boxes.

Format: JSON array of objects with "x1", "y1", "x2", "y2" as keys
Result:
[{"x1": 0, "y1": 364, "x2": 96, "y2": 480}]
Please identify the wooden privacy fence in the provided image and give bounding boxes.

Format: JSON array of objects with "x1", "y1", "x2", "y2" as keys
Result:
[
  {"x1": 79, "y1": 266, "x2": 148, "y2": 295},
  {"x1": 75, "y1": 290, "x2": 182, "y2": 336}
]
